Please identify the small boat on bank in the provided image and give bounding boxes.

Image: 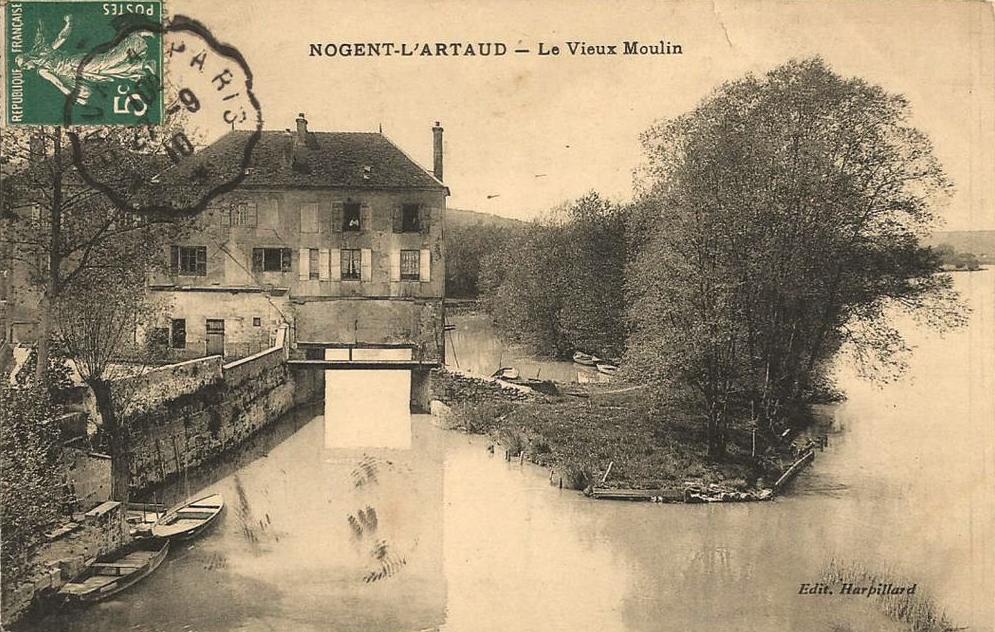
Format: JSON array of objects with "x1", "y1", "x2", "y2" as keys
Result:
[
  {"x1": 596, "y1": 363, "x2": 619, "y2": 376},
  {"x1": 572, "y1": 352, "x2": 602, "y2": 366},
  {"x1": 151, "y1": 492, "x2": 225, "y2": 541},
  {"x1": 491, "y1": 367, "x2": 520, "y2": 381},
  {"x1": 59, "y1": 539, "x2": 168, "y2": 604}
]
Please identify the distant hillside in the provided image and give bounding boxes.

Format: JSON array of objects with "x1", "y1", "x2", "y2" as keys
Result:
[
  {"x1": 447, "y1": 208, "x2": 524, "y2": 229},
  {"x1": 926, "y1": 230, "x2": 995, "y2": 257}
]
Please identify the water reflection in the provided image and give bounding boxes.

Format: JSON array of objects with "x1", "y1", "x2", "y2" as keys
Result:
[{"x1": 324, "y1": 369, "x2": 412, "y2": 449}]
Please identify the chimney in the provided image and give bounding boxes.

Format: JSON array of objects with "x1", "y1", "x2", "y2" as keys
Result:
[
  {"x1": 295, "y1": 113, "x2": 308, "y2": 144},
  {"x1": 432, "y1": 121, "x2": 444, "y2": 182}
]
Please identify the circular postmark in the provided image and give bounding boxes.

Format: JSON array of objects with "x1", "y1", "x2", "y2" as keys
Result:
[{"x1": 65, "y1": 13, "x2": 262, "y2": 217}]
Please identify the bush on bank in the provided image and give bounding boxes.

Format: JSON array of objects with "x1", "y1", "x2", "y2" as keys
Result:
[
  {"x1": 0, "y1": 383, "x2": 67, "y2": 591},
  {"x1": 447, "y1": 388, "x2": 790, "y2": 492}
]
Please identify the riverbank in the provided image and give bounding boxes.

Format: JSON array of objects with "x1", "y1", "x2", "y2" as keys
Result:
[{"x1": 433, "y1": 370, "x2": 819, "y2": 500}]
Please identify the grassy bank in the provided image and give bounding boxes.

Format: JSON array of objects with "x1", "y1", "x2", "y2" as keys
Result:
[{"x1": 444, "y1": 383, "x2": 808, "y2": 494}]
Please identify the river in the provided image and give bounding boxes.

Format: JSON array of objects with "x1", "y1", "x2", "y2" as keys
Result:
[{"x1": 22, "y1": 271, "x2": 994, "y2": 631}]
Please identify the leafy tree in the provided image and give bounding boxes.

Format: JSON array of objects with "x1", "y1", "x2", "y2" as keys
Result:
[
  {"x1": 445, "y1": 222, "x2": 519, "y2": 298},
  {"x1": 0, "y1": 382, "x2": 66, "y2": 589},
  {"x1": 628, "y1": 58, "x2": 965, "y2": 458},
  {"x1": 480, "y1": 193, "x2": 627, "y2": 358}
]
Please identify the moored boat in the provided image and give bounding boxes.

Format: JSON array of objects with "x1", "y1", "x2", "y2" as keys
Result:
[
  {"x1": 491, "y1": 367, "x2": 520, "y2": 381},
  {"x1": 596, "y1": 363, "x2": 619, "y2": 376},
  {"x1": 151, "y1": 492, "x2": 225, "y2": 541},
  {"x1": 59, "y1": 539, "x2": 168, "y2": 604},
  {"x1": 572, "y1": 351, "x2": 602, "y2": 366}
]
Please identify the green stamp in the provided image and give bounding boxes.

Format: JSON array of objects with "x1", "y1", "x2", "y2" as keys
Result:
[{"x1": 5, "y1": 1, "x2": 163, "y2": 125}]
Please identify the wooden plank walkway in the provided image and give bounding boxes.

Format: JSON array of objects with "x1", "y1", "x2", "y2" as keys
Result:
[{"x1": 287, "y1": 360, "x2": 440, "y2": 370}]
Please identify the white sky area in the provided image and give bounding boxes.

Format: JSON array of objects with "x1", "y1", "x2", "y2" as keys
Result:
[{"x1": 175, "y1": 0, "x2": 995, "y2": 230}]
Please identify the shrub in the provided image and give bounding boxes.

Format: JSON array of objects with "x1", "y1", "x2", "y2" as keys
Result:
[{"x1": 0, "y1": 383, "x2": 67, "y2": 590}]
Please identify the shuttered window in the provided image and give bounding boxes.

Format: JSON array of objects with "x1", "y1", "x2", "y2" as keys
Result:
[
  {"x1": 341, "y1": 249, "x2": 362, "y2": 280},
  {"x1": 401, "y1": 204, "x2": 420, "y2": 232},
  {"x1": 343, "y1": 202, "x2": 361, "y2": 231},
  {"x1": 308, "y1": 248, "x2": 320, "y2": 280},
  {"x1": 400, "y1": 249, "x2": 420, "y2": 280},
  {"x1": 300, "y1": 202, "x2": 319, "y2": 233},
  {"x1": 230, "y1": 201, "x2": 257, "y2": 226}
]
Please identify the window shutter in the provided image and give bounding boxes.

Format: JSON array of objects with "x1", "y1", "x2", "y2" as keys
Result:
[
  {"x1": 330, "y1": 248, "x2": 341, "y2": 280},
  {"x1": 260, "y1": 199, "x2": 278, "y2": 227},
  {"x1": 197, "y1": 247, "x2": 208, "y2": 276},
  {"x1": 332, "y1": 201, "x2": 344, "y2": 233},
  {"x1": 298, "y1": 248, "x2": 309, "y2": 280},
  {"x1": 300, "y1": 203, "x2": 319, "y2": 233},
  {"x1": 361, "y1": 248, "x2": 372, "y2": 282},
  {"x1": 391, "y1": 206, "x2": 402, "y2": 233},
  {"x1": 246, "y1": 202, "x2": 258, "y2": 226},
  {"x1": 281, "y1": 248, "x2": 292, "y2": 272},
  {"x1": 360, "y1": 202, "x2": 372, "y2": 232},
  {"x1": 390, "y1": 249, "x2": 401, "y2": 282},
  {"x1": 419, "y1": 248, "x2": 431, "y2": 282},
  {"x1": 419, "y1": 205, "x2": 430, "y2": 235},
  {"x1": 170, "y1": 246, "x2": 179, "y2": 273},
  {"x1": 318, "y1": 248, "x2": 330, "y2": 280}
]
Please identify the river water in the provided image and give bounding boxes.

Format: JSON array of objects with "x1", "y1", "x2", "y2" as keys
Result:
[{"x1": 23, "y1": 271, "x2": 993, "y2": 632}]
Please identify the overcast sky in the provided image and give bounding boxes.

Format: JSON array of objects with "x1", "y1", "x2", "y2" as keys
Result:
[{"x1": 175, "y1": 0, "x2": 994, "y2": 230}]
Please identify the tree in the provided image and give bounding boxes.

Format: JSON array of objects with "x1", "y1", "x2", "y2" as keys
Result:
[
  {"x1": 0, "y1": 382, "x2": 66, "y2": 589},
  {"x1": 628, "y1": 58, "x2": 964, "y2": 458},
  {"x1": 1, "y1": 126, "x2": 184, "y2": 383},
  {"x1": 2, "y1": 126, "x2": 186, "y2": 500},
  {"x1": 480, "y1": 193, "x2": 628, "y2": 358}
]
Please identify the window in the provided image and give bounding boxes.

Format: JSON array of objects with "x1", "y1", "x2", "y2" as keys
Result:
[
  {"x1": 229, "y1": 201, "x2": 257, "y2": 227},
  {"x1": 309, "y1": 248, "x2": 320, "y2": 280},
  {"x1": 170, "y1": 246, "x2": 207, "y2": 276},
  {"x1": 170, "y1": 319, "x2": 186, "y2": 349},
  {"x1": 401, "y1": 204, "x2": 420, "y2": 232},
  {"x1": 343, "y1": 202, "x2": 361, "y2": 231},
  {"x1": 341, "y1": 249, "x2": 361, "y2": 280},
  {"x1": 252, "y1": 317, "x2": 261, "y2": 327},
  {"x1": 252, "y1": 248, "x2": 292, "y2": 272},
  {"x1": 300, "y1": 202, "x2": 319, "y2": 233},
  {"x1": 400, "y1": 249, "x2": 420, "y2": 280}
]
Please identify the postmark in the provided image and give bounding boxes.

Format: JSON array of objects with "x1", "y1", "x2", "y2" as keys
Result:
[
  {"x1": 65, "y1": 14, "x2": 263, "y2": 217},
  {"x1": 5, "y1": 0, "x2": 164, "y2": 125}
]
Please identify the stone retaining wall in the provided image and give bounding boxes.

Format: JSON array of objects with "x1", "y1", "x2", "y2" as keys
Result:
[{"x1": 124, "y1": 336, "x2": 321, "y2": 493}]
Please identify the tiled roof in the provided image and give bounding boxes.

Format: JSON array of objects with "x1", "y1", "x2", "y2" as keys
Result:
[{"x1": 181, "y1": 130, "x2": 448, "y2": 192}]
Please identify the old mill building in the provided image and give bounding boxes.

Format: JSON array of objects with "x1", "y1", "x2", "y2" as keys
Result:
[{"x1": 150, "y1": 115, "x2": 448, "y2": 381}]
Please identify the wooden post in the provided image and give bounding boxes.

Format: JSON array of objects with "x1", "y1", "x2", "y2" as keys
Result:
[{"x1": 600, "y1": 461, "x2": 614, "y2": 486}]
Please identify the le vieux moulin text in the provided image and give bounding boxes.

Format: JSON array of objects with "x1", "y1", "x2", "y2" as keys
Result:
[{"x1": 308, "y1": 40, "x2": 683, "y2": 58}]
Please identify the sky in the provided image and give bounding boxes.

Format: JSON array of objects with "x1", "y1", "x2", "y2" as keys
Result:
[{"x1": 174, "y1": 0, "x2": 995, "y2": 230}]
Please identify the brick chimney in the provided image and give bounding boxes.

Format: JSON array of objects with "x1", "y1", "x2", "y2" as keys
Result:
[
  {"x1": 432, "y1": 121, "x2": 444, "y2": 181},
  {"x1": 296, "y1": 113, "x2": 308, "y2": 144}
]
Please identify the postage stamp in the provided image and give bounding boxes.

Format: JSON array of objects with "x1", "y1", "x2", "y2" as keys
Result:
[
  {"x1": 68, "y1": 15, "x2": 263, "y2": 216},
  {"x1": 4, "y1": 0, "x2": 163, "y2": 125}
]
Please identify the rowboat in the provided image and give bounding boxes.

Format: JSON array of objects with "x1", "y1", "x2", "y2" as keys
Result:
[
  {"x1": 151, "y1": 492, "x2": 225, "y2": 541},
  {"x1": 596, "y1": 363, "x2": 619, "y2": 376},
  {"x1": 491, "y1": 367, "x2": 520, "y2": 381},
  {"x1": 572, "y1": 352, "x2": 602, "y2": 366},
  {"x1": 59, "y1": 539, "x2": 168, "y2": 604}
]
